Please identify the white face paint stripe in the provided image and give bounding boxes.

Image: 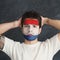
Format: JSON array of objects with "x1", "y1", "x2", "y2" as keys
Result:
[{"x1": 22, "y1": 24, "x2": 39, "y2": 35}]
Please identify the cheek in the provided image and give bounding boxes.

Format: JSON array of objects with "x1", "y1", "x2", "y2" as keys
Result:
[
  {"x1": 32, "y1": 28, "x2": 39, "y2": 35},
  {"x1": 22, "y1": 28, "x2": 29, "y2": 35}
]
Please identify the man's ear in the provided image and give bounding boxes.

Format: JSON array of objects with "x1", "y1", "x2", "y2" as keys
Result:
[
  {"x1": 39, "y1": 28, "x2": 42, "y2": 34},
  {"x1": 20, "y1": 27, "x2": 23, "y2": 31}
]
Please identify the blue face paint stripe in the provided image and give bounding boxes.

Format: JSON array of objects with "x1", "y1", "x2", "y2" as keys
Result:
[{"x1": 23, "y1": 35, "x2": 38, "y2": 41}]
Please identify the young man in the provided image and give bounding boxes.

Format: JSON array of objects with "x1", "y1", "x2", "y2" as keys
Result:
[{"x1": 0, "y1": 11, "x2": 60, "y2": 60}]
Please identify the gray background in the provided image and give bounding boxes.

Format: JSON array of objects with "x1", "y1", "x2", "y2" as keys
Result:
[{"x1": 0, "y1": 0, "x2": 60, "y2": 60}]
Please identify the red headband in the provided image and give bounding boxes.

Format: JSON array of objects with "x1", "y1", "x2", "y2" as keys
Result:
[{"x1": 23, "y1": 18, "x2": 39, "y2": 25}]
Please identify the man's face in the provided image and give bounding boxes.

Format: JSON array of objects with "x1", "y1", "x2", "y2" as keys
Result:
[{"x1": 22, "y1": 18, "x2": 41, "y2": 40}]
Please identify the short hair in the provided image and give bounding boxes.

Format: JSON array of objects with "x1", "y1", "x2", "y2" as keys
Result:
[{"x1": 21, "y1": 10, "x2": 42, "y2": 28}]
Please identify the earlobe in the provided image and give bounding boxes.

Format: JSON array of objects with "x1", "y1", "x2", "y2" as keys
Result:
[{"x1": 39, "y1": 28, "x2": 42, "y2": 34}]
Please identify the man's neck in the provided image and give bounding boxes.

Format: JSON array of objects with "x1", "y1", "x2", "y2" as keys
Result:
[{"x1": 24, "y1": 39, "x2": 39, "y2": 45}]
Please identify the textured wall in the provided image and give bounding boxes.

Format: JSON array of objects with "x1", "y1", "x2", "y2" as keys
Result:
[{"x1": 0, "y1": 0, "x2": 60, "y2": 60}]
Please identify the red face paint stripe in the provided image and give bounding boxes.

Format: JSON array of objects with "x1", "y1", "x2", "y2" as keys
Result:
[{"x1": 23, "y1": 19, "x2": 39, "y2": 25}]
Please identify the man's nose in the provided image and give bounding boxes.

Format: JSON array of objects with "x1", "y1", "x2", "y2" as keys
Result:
[{"x1": 28, "y1": 26, "x2": 33, "y2": 32}]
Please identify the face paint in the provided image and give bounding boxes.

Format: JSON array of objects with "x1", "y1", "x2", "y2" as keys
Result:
[
  {"x1": 23, "y1": 35, "x2": 38, "y2": 41},
  {"x1": 23, "y1": 18, "x2": 39, "y2": 25},
  {"x1": 22, "y1": 18, "x2": 40, "y2": 41}
]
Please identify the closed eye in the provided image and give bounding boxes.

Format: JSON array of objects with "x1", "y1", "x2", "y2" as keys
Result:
[
  {"x1": 23, "y1": 25, "x2": 29, "y2": 27},
  {"x1": 23, "y1": 24, "x2": 38, "y2": 28},
  {"x1": 33, "y1": 25, "x2": 37, "y2": 28}
]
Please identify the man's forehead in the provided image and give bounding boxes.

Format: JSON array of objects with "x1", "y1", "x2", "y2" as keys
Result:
[
  {"x1": 25, "y1": 18, "x2": 38, "y2": 20},
  {"x1": 23, "y1": 18, "x2": 39, "y2": 25}
]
